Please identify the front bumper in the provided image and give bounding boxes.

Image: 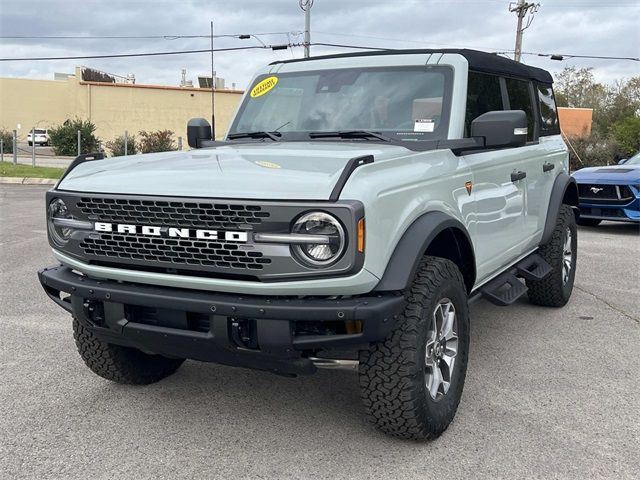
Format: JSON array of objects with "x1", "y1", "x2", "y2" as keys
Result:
[
  {"x1": 577, "y1": 201, "x2": 640, "y2": 223},
  {"x1": 39, "y1": 266, "x2": 404, "y2": 376}
]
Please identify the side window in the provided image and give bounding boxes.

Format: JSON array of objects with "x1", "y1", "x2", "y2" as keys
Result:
[
  {"x1": 536, "y1": 84, "x2": 560, "y2": 135},
  {"x1": 464, "y1": 72, "x2": 503, "y2": 137},
  {"x1": 505, "y1": 78, "x2": 536, "y2": 141}
]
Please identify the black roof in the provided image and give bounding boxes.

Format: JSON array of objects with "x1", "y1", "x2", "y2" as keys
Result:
[{"x1": 270, "y1": 48, "x2": 553, "y2": 84}]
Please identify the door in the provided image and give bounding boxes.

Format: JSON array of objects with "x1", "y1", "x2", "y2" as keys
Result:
[
  {"x1": 463, "y1": 72, "x2": 529, "y2": 281},
  {"x1": 464, "y1": 149, "x2": 528, "y2": 281}
]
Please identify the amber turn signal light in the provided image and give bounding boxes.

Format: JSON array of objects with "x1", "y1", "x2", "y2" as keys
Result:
[{"x1": 357, "y1": 218, "x2": 365, "y2": 253}]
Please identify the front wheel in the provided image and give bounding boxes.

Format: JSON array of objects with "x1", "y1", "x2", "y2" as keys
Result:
[
  {"x1": 359, "y1": 256, "x2": 470, "y2": 440},
  {"x1": 73, "y1": 318, "x2": 184, "y2": 385}
]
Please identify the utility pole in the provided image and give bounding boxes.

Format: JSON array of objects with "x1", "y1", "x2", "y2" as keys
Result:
[
  {"x1": 300, "y1": 0, "x2": 314, "y2": 58},
  {"x1": 210, "y1": 20, "x2": 216, "y2": 138},
  {"x1": 509, "y1": 0, "x2": 540, "y2": 62}
]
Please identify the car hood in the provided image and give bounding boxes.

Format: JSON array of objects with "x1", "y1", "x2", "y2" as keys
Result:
[
  {"x1": 57, "y1": 142, "x2": 411, "y2": 200},
  {"x1": 572, "y1": 165, "x2": 640, "y2": 184}
]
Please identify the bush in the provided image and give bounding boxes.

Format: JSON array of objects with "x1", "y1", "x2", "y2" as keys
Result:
[
  {"x1": 49, "y1": 118, "x2": 99, "y2": 156},
  {"x1": 566, "y1": 132, "x2": 626, "y2": 172},
  {"x1": 105, "y1": 134, "x2": 137, "y2": 157},
  {"x1": 610, "y1": 116, "x2": 640, "y2": 157},
  {"x1": 138, "y1": 130, "x2": 177, "y2": 154},
  {"x1": 0, "y1": 129, "x2": 14, "y2": 154}
]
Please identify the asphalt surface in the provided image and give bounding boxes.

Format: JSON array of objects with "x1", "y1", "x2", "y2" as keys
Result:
[{"x1": 1, "y1": 184, "x2": 639, "y2": 480}]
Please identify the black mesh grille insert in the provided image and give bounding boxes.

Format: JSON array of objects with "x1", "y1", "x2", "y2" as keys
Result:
[
  {"x1": 76, "y1": 197, "x2": 270, "y2": 229},
  {"x1": 80, "y1": 233, "x2": 271, "y2": 270}
]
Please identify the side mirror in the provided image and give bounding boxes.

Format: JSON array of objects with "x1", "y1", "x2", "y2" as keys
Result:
[
  {"x1": 471, "y1": 110, "x2": 528, "y2": 149},
  {"x1": 187, "y1": 118, "x2": 212, "y2": 148},
  {"x1": 618, "y1": 158, "x2": 628, "y2": 165}
]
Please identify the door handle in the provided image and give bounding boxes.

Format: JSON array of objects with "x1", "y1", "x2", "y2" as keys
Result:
[
  {"x1": 543, "y1": 162, "x2": 555, "y2": 172},
  {"x1": 511, "y1": 171, "x2": 527, "y2": 182}
]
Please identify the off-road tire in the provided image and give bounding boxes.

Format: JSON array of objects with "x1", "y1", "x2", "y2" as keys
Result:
[
  {"x1": 359, "y1": 256, "x2": 470, "y2": 441},
  {"x1": 73, "y1": 318, "x2": 184, "y2": 385},
  {"x1": 577, "y1": 218, "x2": 601, "y2": 227},
  {"x1": 527, "y1": 204, "x2": 577, "y2": 307}
]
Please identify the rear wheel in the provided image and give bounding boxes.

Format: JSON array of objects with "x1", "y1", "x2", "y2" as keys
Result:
[
  {"x1": 527, "y1": 204, "x2": 577, "y2": 307},
  {"x1": 73, "y1": 318, "x2": 184, "y2": 385},
  {"x1": 577, "y1": 218, "x2": 601, "y2": 227},
  {"x1": 359, "y1": 256, "x2": 469, "y2": 440}
]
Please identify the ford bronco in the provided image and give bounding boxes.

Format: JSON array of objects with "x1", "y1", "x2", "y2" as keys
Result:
[{"x1": 39, "y1": 49, "x2": 579, "y2": 440}]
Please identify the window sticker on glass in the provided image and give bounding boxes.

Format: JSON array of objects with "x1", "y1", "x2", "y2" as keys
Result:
[
  {"x1": 250, "y1": 76, "x2": 279, "y2": 98},
  {"x1": 414, "y1": 119, "x2": 435, "y2": 132}
]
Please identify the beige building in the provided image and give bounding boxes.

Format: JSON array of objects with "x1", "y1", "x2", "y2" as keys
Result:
[
  {"x1": 557, "y1": 107, "x2": 593, "y2": 138},
  {"x1": 0, "y1": 67, "x2": 244, "y2": 148}
]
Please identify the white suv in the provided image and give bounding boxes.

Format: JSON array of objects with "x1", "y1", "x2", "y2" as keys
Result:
[{"x1": 27, "y1": 129, "x2": 49, "y2": 146}]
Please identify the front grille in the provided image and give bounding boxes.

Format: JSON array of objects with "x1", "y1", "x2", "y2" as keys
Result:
[
  {"x1": 80, "y1": 233, "x2": 271, "y2": 270},
  {"x1": 76, "y1": 197, "x2": 270, "y2": 229},
  {"x1": 578, "y1": 184, "x2": 634, "y2": 205}
]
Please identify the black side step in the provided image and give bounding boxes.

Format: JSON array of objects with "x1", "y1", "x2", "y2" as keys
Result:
[
  {"x1": 480, "y1": 253, "x2": 552, "y2": 306},
  {"x1": 480, "y1": 272, "x2": 528, "y2": 307},
  {"x1": 515, "y1": 253, "x2": 552, "y2": 281}
]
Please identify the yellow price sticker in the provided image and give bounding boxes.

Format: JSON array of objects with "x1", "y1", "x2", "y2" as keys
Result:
[{"x1": 250, "y1": 76, "x2": 278, "y2": 98}]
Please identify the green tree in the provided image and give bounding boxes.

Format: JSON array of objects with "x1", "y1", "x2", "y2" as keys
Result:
[
  {"x1": 138, "y1": 130, "x2": 177, "y2": 153},
  {"x1": 49, "y1": 118, "x2": 99, "y2": 156},
  {"x1": 105, "y1": 134, "x2": 137, "y2": 157},
  {"x1": 554, "y1": 67, "x2": 608, "y2": 110},
  {"x1": 0, "y1": 129, "x2": 14, "y2": 154},
  {"x1": 610, "y1": 116, "x2": 640, "y2": 157}
]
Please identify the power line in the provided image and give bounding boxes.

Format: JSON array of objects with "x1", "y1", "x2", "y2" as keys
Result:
[
  {"x1": 0, "y1": 44, "x2": 300, "y2": 62},
  {"x1": 1, "y1": 42, "x2": 635, "y2": 64},
  {"x1": 312, "y1": 43, "x2": 639, "y2": 62},
  {"x1": 0, "y1": 31, "x2": 300, "y2": 40}
]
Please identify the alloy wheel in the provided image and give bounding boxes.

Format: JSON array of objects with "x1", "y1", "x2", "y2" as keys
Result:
[{"x1": 425, "y1": 299, "x2": 458, "y2": 401}]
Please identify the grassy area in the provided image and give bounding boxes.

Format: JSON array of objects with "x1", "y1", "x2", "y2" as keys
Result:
[{"x1": 0, "y1": 161, "x2": 65, "y2": 179}]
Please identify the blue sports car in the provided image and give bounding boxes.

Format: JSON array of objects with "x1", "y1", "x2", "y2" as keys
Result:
[{"x1": 572, "y1": 151, "x2": 640, "y2": 226}]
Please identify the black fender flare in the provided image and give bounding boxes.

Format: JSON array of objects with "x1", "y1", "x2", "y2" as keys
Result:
[
  {"x1": 374, "y1": 211, "x2": 476, "y2": 293},
  {"x1": 541, "y1": 173, "x2": 579, "y2": 245}
]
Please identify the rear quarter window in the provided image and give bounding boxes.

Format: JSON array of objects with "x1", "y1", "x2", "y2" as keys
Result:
[{"x1": 536, "y1": 84, "x2": 560, "y2": 135}]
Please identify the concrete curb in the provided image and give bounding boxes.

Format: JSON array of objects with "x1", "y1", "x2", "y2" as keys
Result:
[{"x1": 0, "y1": 177, "x2": 57, "y2": 185}]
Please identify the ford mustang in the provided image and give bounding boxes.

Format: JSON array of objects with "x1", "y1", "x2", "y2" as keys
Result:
[{"x1": 572, "y1": 151, "x2": 640, "y2": 226}]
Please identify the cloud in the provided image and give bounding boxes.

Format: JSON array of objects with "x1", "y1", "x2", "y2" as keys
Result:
[{"x1": 0, "y1": 0, "x2": 638, "y2": 87}]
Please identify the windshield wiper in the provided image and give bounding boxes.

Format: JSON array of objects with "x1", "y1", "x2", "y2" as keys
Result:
[
  {"x1": 227, "y1": 131, "x2": 282, "y2": 141},
  {"x1": 308, "y1": 130, "x2": 400, "y2": 144}
]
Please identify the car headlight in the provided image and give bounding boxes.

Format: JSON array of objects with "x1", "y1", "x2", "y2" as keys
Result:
[
  {"x1": 48, "y1": 198, "x2": 73, "y2": 245},
  {"x1": 292, "y1": 212, "x2": 346, "y2": 266}
]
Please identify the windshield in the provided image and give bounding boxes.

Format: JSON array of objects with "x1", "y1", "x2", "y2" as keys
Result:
[
  {"x1": 625, "y1": 152, "x2": 640, "y2": 165},
  {"x1": 228, "y1": 66, "x2": 452, "y2": 142}
]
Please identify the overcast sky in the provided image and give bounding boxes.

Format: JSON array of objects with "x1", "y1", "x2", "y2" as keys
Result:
[{"x1": 0, "y1": 0, "x2": 638, "y2": 89}]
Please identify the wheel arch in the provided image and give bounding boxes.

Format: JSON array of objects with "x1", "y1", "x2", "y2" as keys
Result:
[
  {"x1": 374, "y1": 211, "x2": 476, "y2": 293},
  {"x1": 541, "y1": 173, "x2": 579, "y2": 245}
]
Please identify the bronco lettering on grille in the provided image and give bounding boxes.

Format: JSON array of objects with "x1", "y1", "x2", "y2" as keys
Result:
[{"x1": 94, "y1": 222, "x2": 249, "y2": 242}]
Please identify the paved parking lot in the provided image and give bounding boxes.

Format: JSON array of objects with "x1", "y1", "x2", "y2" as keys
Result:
[{"x1": 1, "y1": 184, "x2": 639, "y2": 480}]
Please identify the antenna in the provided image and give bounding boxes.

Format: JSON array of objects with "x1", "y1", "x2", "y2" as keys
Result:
[{"x1": 210, "y1": 20, "x2": 216, "y2": 138}]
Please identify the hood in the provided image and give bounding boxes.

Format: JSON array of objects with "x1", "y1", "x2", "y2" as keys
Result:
[
  {"x1": 572, "y1": 165, "x2": 640, "y2": 184},
  {"x1": 58, "y1": 142, "x2": 411, "y2": 200}
]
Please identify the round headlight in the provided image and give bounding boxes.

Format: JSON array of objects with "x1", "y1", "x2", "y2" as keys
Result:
[
  {"x1": 48, "y1": 198, "x2": 73, "y2": 245},
  {"x1": 292, "y1": 212, "x2": 345, "y2": 266}
]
